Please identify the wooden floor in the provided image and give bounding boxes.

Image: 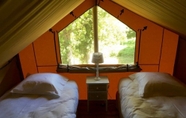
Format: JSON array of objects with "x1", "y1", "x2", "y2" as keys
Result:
[{"x1": 76, "y1": 100, "x2": 119, "y2": 118}]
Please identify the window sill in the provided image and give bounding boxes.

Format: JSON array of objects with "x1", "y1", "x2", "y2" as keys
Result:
[{"x1": 57, "y1": 63, "x2": 142, "y2": 73}]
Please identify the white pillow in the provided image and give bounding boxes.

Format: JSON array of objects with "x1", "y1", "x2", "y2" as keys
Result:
[
  {"x1": 129, "y1": 72, "x2": 186, "y2": 97},
  {"x1": 11, "y1": 73, "x2": 68, "y2": 98}
]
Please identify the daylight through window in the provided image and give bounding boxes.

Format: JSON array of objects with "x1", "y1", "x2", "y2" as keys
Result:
[{"x1": 58, "y1": 6, "x2": 136, "y2": 65}]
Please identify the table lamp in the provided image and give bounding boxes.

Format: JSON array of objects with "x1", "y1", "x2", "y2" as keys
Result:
[{"x1": 92, "y1": 52, "x2": 103, "y2": 81}]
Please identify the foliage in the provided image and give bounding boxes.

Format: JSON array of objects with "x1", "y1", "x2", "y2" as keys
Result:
[
  {"x1": 58, "y1": 7, "x2": 136, "y2": 64},
  {"x1": 58, "y1": 9, "x2": 93, "y2": 64}
]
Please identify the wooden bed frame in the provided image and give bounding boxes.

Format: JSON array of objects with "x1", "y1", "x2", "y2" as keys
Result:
[
  {"x1": 116, "y1": 91, "x2": 123, "y2": 118},
  {"x1": 0, "y1": 55, "x2": 23, "y2": 96}
]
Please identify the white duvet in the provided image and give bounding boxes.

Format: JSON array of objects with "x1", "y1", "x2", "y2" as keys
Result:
[
  {"x1": 0, "y1": 81, "x2": 78, "y2": 118},
  {"x1": 119, "y1": 78, "x2": 186, "y2": 118}
]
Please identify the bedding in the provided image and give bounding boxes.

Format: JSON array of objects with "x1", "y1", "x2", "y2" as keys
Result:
[
  {"x1": 0, "y1": 73, "x2": 79, "y2": 118},
  {"x1": 11, "y1": 73, "x2": 68, "y2": 98},
  {"x1": 118, "y1": 72, "x2": 186, "y2": 118},
  {"x1": 129, "y1": 72, "x2": 186, "y2": 97}
]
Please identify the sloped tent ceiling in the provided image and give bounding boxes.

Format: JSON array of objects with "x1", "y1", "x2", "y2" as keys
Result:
[
  {"x1": 1, "y1": 0, "x2": 186, "y2": 67},
  {"x1": 113, "y1": 0, "x2": 186, "y2": 38},
  {"x1": 0, "y1": 0, "x2": 84, "y2": 67}
]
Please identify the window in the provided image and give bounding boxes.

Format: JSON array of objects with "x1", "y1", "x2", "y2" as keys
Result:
[{"x1": 58, "y1": 6, "x2": 136, "y2": 66}]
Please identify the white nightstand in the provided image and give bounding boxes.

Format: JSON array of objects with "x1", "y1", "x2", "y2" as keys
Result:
[{"x1": 86, "y1": 76, "x2": 109, "y2": 111}]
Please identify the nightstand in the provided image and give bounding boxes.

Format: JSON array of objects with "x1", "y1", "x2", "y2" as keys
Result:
[{"x1": 86, "y1": 76, "x2": 109, "y2": 111}]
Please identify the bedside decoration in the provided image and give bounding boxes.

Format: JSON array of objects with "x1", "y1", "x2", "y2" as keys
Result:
[
  {"x1": 86, "y1": 76, "x2": 109, "y2": 111},
  {"x1": 92, "y1": 52, "x2": 103, "y2": 81}
]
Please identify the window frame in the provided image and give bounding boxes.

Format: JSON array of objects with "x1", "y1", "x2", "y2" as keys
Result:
[{"x1": 56, "y1": 6, "x2": 141, "y2": 73}]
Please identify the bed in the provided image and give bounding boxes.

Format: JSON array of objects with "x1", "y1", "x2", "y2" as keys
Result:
[
  {"x1": 0, "y1": 73, "x2": 79, "y2": 118},
  {"x1": 117, "y1": 72, "x2": 186, "y2": 118}
]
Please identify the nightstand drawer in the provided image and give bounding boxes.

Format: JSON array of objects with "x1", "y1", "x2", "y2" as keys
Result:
[
  {"x1": 88, "y1": 92, "x2": 107, "y2": 100},
  {"x1": 88, "y1": 84, "x2": 107, "y2": 91}
]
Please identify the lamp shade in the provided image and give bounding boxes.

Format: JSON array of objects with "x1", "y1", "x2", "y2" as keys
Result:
[{"x1": 92, "y1": 52, "x2": 103, "y2": 63}]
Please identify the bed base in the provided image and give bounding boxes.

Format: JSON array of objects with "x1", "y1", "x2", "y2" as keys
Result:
[{"x1": 116, "y1": 91, "x2": 123, "y2": 118}]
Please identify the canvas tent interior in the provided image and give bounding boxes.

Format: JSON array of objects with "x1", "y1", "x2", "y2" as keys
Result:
[{"x1": 1, "y1": 0, "x2": 186, "y2": 67}]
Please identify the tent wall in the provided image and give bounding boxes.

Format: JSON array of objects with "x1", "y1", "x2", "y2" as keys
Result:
[
  {"x1": 0, "y1": 0, "x2": 84, "y2": 67},
  {"x1": 19, "y1": 0, "x2": 178, "y2": 100},
  {"x1": 113, "y1": 0, "x2": 186, "y2": 38}
]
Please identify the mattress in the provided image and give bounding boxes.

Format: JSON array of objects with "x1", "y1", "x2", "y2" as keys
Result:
[
  {"x1": 118, "y1": 78, "x2": 186, "y2": 118},
  {"x1": 0, "y1": 80, "x2": 78, "y2": 118}
]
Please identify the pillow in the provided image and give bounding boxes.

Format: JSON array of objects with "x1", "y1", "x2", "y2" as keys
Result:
[
  {"x1": 10, "y1": 73, "x2": 68, "y2": 98},
  {"x1": 129, "y1": 72, "x2": 186, "y2": 97}
]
